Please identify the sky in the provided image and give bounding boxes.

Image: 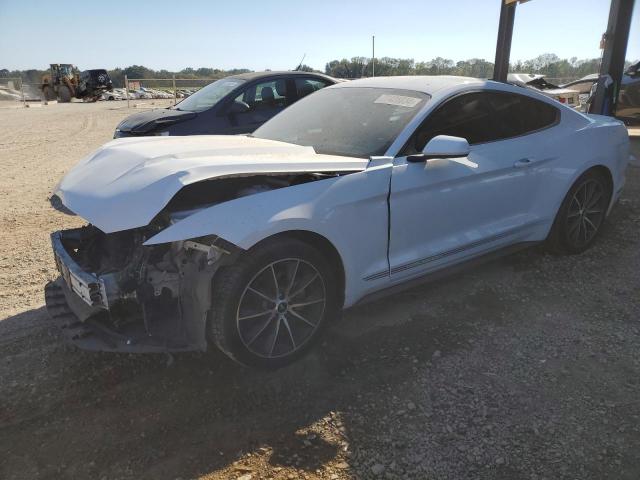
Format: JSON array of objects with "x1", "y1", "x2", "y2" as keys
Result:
[{"x1": 0, "y1": 0, "x2": 638, "y2": 72}]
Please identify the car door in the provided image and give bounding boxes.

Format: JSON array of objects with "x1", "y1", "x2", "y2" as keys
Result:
[
  {"x1": 223, "y1": 78, "x2": 295, "y2": 134},
  {"x1": 388, "y1": 90, "x2": 560, "y2": 281}
]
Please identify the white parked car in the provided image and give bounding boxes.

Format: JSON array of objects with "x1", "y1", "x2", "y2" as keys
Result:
[
  {"x1": 46, "y1": 76, "x2": 630, "y2": 368},
  {"x1": 134, "y1": 89, "x2": 153, "y2": 99},
  {"x1": 508, "y1": 73, "x2": 581, "y2": 108},
  {"x1": 102, "y1": 91, "x2": 124, "y2": 101}
]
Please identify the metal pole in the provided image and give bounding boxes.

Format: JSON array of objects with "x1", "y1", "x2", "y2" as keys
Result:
[
  {"x1": 590, "y1": 0, "x2": 635, "y2": 115},
  {"x1": 172, "y1": 75, "x2": 177, "y2": 105},
  {"x1": 125, "y1": 75, "x2": 130, "y2": 108},
  {"x1": 493, "y1": 0, "x2": 517, "y2": 82},
  {"x1": 372, "y1": 35, "x2": 375, "y2": 77},
  {"x1": 20, "y1": 79, "x2": 25, "y2": 107}
]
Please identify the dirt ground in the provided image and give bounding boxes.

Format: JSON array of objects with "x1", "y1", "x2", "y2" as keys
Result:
[{"x1": 1, "y1": 100, "x2": 639, "y2": 480}]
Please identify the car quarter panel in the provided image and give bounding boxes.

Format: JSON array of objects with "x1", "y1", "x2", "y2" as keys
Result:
[
  {"x1": 528, "y1": 112, "x2": 629, "y2": 227},
  {"x1": 145, "y1": 164, "x2": 394, "y2": 307}
]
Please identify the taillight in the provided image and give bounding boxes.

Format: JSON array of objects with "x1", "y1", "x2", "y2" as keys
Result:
[{"x1": 558, "y1": 97, "x2": 567, "y2": 103}]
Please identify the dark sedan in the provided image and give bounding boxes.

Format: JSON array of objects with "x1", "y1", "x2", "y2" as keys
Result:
[{"x1": 114, "y1": 71, "x2": 338, "y2": 138}]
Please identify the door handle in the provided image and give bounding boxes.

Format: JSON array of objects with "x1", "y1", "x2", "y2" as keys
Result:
[{"x1": 513, "y1": 158, "x2": 533, "y2": 168}]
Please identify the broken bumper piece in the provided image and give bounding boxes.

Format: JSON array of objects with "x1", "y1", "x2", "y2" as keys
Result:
[
  {"x1": 46, "y1": 228, "x2": 209, "y2": 353},
  {"x1": 45, "y1": 279, "x2": 196, "y2": 353},
  {"x1": 51, "y1": 230, "x2": 106, "y2": 307}
]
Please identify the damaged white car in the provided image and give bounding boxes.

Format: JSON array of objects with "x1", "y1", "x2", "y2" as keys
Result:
[{"x1": 46, "y1": 76, "x2": 630, "y2": 368}]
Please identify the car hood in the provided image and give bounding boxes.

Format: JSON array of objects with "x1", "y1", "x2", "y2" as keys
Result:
[
  {"x1": 115, "y1": 108, "x2": 197, "y2": 134},
  {"x1": 53, "y1": 135, "x2": 369, "y2": 233}
]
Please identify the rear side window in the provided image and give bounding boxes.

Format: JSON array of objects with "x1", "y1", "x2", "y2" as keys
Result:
[
  {"x1": 485, "y1": 92, "x2": 559, "y2": 139},
  {"x1": 408, "y1": 91, "x2": 559, "y2": 153},
  {"x1": 295, "y1": 78, "x2": 329, "y2": 99}
]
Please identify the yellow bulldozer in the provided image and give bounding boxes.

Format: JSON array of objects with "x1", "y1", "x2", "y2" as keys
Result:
[{"x1": 41, "y1": 64, "x2": 113, "y2": 102}]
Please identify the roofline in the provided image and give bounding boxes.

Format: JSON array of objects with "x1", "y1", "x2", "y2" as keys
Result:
[{"x1": 227, "y1": 71, "x2": 337, "y2": 82}]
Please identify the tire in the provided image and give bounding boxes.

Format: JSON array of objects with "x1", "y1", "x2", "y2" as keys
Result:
[
  {"x1": 57, "y1": 85, "x2": 71, "y2": 103},
  {"x1": 546, "y1": 169, "x2": 612, "y2": 254},
  {"x1": 208, "y1": 237, "x2": 340, "y2": 369}
]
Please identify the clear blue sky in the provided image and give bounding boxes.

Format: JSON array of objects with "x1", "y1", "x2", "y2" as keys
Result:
[{"x1": 0, "y1": 0, "x2": 638, "y2": 71}]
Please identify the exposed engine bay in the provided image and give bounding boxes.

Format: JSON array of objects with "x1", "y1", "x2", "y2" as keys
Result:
[
  {"x1": 155, "y1": 173, "x2": 338, "y2": 226},
  {"x1": 46, "y1": 172, "x2": 347, "y2": 352}
]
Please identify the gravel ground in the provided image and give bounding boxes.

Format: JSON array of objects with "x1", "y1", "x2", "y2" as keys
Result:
[{"x1": 1, "y1": 101, "x2": 639, "y2": 480}]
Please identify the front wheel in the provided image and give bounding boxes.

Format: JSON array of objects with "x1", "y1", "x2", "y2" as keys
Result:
[
  {"x1": 42, "y1": 85, "x2": 53, "y2": 101},
  {"x1": 57, "y1": 85, "x2": 72, "y2": 103},
  {"x1": 546, "y1": 170, "x2": 611, "y2": 254},
  {"x1": 208, "y1": 237, "x2": 340, "y2": 369}
]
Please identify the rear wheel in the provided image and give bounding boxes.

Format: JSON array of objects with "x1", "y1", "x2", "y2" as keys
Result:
[
  {"x1": 546, "y1": 170, "x2": 611, "y2": 254},
  {"x1": 208, "y1": 237, "x2": 340, "y2": 369}
]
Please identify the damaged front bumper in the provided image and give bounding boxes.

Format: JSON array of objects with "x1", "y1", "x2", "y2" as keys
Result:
[
  {"x1": 45, "y1": 227, "x2": 228, "y2": 353},
  {"x1": 44, "y1": 279, "x2": 196, "y2": 353},
  {"x1": 51, "y1": 230, "x2": 108, "y2": 308}
]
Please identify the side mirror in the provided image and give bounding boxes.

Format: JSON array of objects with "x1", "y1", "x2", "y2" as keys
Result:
[
  {"x1": 228, "y1": 100, "x2": 250, "y2": 114},
  {"x1": 407, "y1": 135, "x2": 470, "y2": 163}
]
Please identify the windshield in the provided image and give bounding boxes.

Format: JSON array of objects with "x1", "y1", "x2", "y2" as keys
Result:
[
  {"x1": 253, "y1": 87, "x2": 429, "y2": 158},
  {"x1": 173, "y1": 77, "x2": 245, "y2": 112}
]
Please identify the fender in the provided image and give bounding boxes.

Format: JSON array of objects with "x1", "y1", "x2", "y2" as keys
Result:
[{"x1": 145, "y1": 163, "x2": 394, "y2": 307}]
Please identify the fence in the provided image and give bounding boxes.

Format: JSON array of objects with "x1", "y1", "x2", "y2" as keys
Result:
[
  {"x1": 1, "y1": 74, "x2": 592, "y2": 106},
  {"x1": 123, "y1": 76, "x2": 219, "y2": 108},
  {"x1": 0, "y1": 75, "x2": 221, "y2": 106},
  {"x1": 0, "y1": 77, "x2": 32, "y2": 105},
  {"x1": 0, "y1": 77, "x2": 78, "y2": 104}
]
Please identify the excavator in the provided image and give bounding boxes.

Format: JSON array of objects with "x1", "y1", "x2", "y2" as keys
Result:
[{"x1": 41, "y1": 64, "x2": 113, "y2": 102}]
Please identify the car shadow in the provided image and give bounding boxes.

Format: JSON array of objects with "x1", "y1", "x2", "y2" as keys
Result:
[
  {"x1": 5, "y1": 181, "x2": 640, "y2": 479},
  {"x1": 0, "y1": 248, "x2": 545, "y2": 480}
]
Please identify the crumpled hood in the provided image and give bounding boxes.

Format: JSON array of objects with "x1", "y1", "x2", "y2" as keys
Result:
[
  {"x1": 54, "y1": 135, "x2": 368, "y2": 233},
  {"x1": 115, "y1": 108, "x2": 196, "y2": 134}
]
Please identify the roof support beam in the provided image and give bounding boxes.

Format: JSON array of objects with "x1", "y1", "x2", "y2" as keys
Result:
[
  {"x1": 590, "y1": 0, "x2": 635, "y2": 115},
  {"x1": 493, "y1": 1, "x2": 517, "y2": 82}
]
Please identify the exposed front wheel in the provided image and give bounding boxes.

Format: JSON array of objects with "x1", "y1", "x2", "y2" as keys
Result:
[
  {"x1": 208, "y1": 237, "x2": 340, "y2": 368},
  {"x1": 547, "y1": 170, "x2": 611, "y2": 254},
  {"x1": 57, "y1": 85, "x2": 72, "y2": 103}
]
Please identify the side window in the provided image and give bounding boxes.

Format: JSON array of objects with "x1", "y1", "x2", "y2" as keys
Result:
[
  {"x1": 234, "y1": 79, "x2": 289, "y2": 111},
  {"x1": 410, "y1": 93, "x2": 494, "y2": 152},
  {"x1": 295, "y1": 78, "x2": 329, "y2": 99},
  {"x1": 407, "y1": 91, "x2": 559, "y2": 154},
  {"x1": 484, "y1": 92, "x2": 559, "y2": 139}
]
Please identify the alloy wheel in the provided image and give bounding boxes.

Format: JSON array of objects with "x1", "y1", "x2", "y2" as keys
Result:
[
  {"x1": 565, "y1": 179, "x2": 607, "y2": 248},
  {"x1": 236, "y1": 258, "x2": 326, "y2": 358}
]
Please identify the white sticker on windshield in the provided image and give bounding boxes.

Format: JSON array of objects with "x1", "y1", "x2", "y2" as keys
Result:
[{"x1": 374, "y1": 94, "x2": 422, "y2": 108}]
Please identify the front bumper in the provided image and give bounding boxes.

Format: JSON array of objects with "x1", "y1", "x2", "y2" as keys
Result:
[
  {"x1": 45, "y1": 279, "x2": 194, "y2": 353},
  {"x1": 46, "y1": 228, "x2": 203, "y2": 353},
  {"x1": 51, "y1": 230, "x2": 105, "y2": 307},
  {"x1": 113, "y1": 129, "x2": 133, "y2": 139}
]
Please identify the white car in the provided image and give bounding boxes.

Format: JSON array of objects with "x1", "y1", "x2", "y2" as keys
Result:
[
  {"x1": 508, "y1": 73, "x2": 581, "y2": 108},
  {"x1": 102, "y1": 91, "x2": 124, "y2": 101},
  {"x1": 46, "y1": 76, "x2": 630, "y2": 368}
]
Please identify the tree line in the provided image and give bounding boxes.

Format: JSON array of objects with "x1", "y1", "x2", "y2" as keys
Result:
[
  {"x1": 1, "y1": 54, "x2": 629, "y2": 87},
  {"x1": 324, "y1": 54, "x2": 606, "y2": 80}
]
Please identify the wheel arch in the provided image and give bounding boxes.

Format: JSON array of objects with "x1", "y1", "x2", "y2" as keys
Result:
[
  {"x1": 571, "y1": 164, "x2": 615, "y2": 211},
  {"x1": 587, "y1": 164, "x2": 614, "y2": 194},
  {"x1": 242, "y1": 229, "x2": 346, "y2": 308}
]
